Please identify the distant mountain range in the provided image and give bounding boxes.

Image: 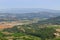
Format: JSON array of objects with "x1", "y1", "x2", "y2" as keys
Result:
[
  {"x1": 0, "y1": 8, "x2": 60, "y2": 21},
  {"x1": 0, "y1": 8, "x2": 60, "y2": 13}
]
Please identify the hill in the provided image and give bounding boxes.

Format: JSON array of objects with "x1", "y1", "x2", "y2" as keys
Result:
[
  {"x1": 37, "y1": 16, "x2": 60, "y2": 25},
  {"x1": 3, "y1": 24, "x2": 56, "y2": 40}
]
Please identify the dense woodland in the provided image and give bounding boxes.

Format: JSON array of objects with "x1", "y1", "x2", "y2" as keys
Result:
[{"x1": 1, "y1": 25, "x2": 59, "y2": 39}]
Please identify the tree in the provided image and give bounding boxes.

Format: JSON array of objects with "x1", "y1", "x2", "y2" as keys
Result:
[{"x1": 38, "y1": 27, "x2": 55, "y2": 40}]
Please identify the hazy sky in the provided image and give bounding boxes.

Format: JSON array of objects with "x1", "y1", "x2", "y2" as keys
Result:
[{"x1": 0, "y1": 0, "x2": 60, "y2": 10}]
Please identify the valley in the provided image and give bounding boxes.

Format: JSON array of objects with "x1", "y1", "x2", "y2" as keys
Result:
[
  {"x1": 0, "y1": 9, "x2": 60, "y2": 40},
  {"x1": 0, "y1": 0, "x2": 60, "y2": 40}
]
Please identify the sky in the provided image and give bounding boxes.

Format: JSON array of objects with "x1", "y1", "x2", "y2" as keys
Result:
[{"x1": 0, "y1": 0, "x2": 60, "y2": 10}]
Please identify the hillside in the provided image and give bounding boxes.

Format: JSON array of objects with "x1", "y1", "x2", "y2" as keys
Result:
[
  {"x1": 1, "y1": 16, "x2": 60, "y2": 40},
  {"x1": 37, "y1": 16, "x2": 60, "y2": 25},
  {"x1": 0, "y1": 32, "x2": 41, "y2": 40},
  {"x1": 3, "y1": 24, "x2": 56, "y2": 40}
]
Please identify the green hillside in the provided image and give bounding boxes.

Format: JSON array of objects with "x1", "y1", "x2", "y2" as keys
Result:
[
  {"x1": 0, "y1": 32, "x2": 41, "y2": 40},
  {"x1": 3, "y1": 24, "x2": 56, "y2": 40}
]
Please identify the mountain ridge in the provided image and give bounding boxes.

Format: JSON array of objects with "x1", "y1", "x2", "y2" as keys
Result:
[{"x1": 0, "y1": 8, "x2": 60, "y2": 13}]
